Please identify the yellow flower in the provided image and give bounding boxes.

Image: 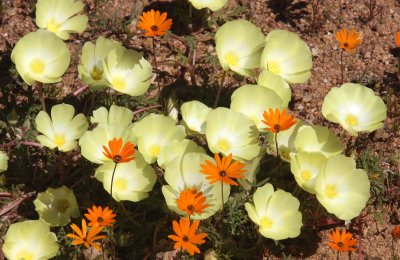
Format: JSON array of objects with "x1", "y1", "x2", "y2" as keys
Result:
[
  {"x1": 322, "y1": 83, "x2": 387, "y2": 136},
  {"x1": 35, "y1": 104, "x2": 88, "y2": 152},
  {"x1": 36, "y1": 0, "x2": 88, "y2": 39},
  {"x1": 11, "y1": 29, "x2": 70, "y2": 85},
  {"x1": 3, "y1": 220, "x2": 59, "y2": 259},
  {"x1": 245, "y1": 183, "x2": 302, "y2": 240}
]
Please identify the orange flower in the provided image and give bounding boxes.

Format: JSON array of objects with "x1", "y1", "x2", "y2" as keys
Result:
[
  {"x1": 176, "y1": 188, "x2": 209, "y2": 216},
  {"x1": 138, "y1": 9, "x2": 172, "y2": 37},
  {"x1": 84, "y1": 205, "x2": 117, "y2": 227},
  {"x1": 102, "y1": 138, "x2": 135, "y2": 163},
  {"x1": 262, "y1": 108, "x2": 297, "y2": 133},
  {"x1": 396, "y1": 32, "x2": 400, "y2": 48},
  {"x1": 200, "y1": 153, "x2": 246, "y2": 186},
  {"x1": 66, "y1": 219, "x2": 106, "y2": 251},
  {"x1": 335, "y1": 28, "x2": 362, "y2": 53},
  {"x1": 168, "y1": 217, "x2": 207, "y2": 256},
  {"x1": 391, "y1": 226, "x2": 400, "y2": 239},
  {"x1": 327, "y1": 228, "x2": 357, "y2": 252}
]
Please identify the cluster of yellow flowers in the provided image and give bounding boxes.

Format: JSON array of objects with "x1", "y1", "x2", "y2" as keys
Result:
[{"x1": 1, "y1": 0, "x2": 391, "y2": 258}]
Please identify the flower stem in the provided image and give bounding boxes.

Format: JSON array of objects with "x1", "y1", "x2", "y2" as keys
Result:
[
  {"x1": 219, "y1": 180, "x2": 224, "y2": 252},
  {"x1": 152, "y1": 37, "x2": 165, "y2": 113},
  {"x1": 213, "y1": 70, "x2": 227, "y2": 108},
  {"x1": 220, "y1": 180, "x2": 224, "y2": 212},
  {"x1": 275, "y1": 133, "x2": 281, "y2": 175},
  {"x1": 340, "y1": 49, "x2": 344, "y2": 84},
  {"x1": 110, "y1": 162, "x2": 118, "y2": 198}
]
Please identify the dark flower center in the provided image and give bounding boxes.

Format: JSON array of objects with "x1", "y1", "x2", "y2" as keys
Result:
[
  {"x1": 219, "y1": 170, "x2": 227, "y2": 177},
  {"x1": 344, "y1": 43, "x2": 349, "y2": 47},
  {"x1": 97, "y1": 217, "x2": 104, "y2": 223},
  {"x1": 83, "y1": 237, "x2": 88, "y2": 242},
  {"x1": 337, "y1": 241, "x2": 344, "y2": 247},
  {"x1": 273, "y1": 124, "x2": 281, "y2": 132},
  {"x1": 151, "y1": 25, "x2": 158, "y2": 31},
  {"x1": 182, "y1": 236, "x2": 189, "y2": 242},
  {"x1": 187, "y1": 205, "x2": 194, "y2": 212},
  {"x1": 113, "y1": 155, "x2": 121, "y2": 162}
]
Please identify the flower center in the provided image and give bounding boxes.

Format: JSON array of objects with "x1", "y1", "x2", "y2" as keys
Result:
[
  {"x1": 55, "y1": 198, "x2": 70, "y2": 213},
  {"x1": 16, "y1": 249, "x2": 34, "y2": 260},
  {"x1": 90, "y1": 65, "x2": 103, "y2": 80},
  {"x1": 325, "y1": 184, "x2": 337, "y2": 199},
  {"x1": 345, "y1": 114, "x2": 358, "y2": 126},
  {"x1": 53, "y1": 134, "x2": 66, "y2": 147},
  {"x1": 260, "y1": 216, "x2": 273, "y2": 229},
  {"x1": 30, "y1": 59, "x2": 45, "y2": 74},
  {"x1": 113, "y1": 155, "x2": 121, "y2": 162},
  {"x1": 219, "y1": 170, "x2": 227, "y2": 177},
  {"x1": 301, "y1": 170, "x2": 312, "y2": 181},
  {"x1": 225, "y1": 52, "x2": 239, "y2": 67},
  {"x1": 114, "y1": 178, "x2": 127, "y2": 191},
  {"x1": 151, "y1": 25, "x2": 159, "y2": 31},
  {"x1": 97, "y1": 217, "x2": 104, "y2": 223},
  {"x1": 187, "y1": 205, "x2": 194, "y2": 212},
  {"x1": 343, "y1": 43, "x2": 349, "y2": 48},
  {"x1": 46, "y1": 19, "x2": 60, "y2": 32},
  {"x1": 273, "y1": 124, "x2": 281, "y2": 132},
  {"x1": 337, "y1": 241, "x2": 344, "y2": 247},
  {"x1": 111, "y1": 77, "x2": 126, "y2": 90},
  {"x1": 149, "y1": 144, "x2": 161, "y2": 157},
  {"x1": 268, "y1": 61, "x2": 281, "y2": 75},
  {"x1": 217, "y1": 139, "x2": 231, "y2": 152},
  {"x1": 182, "y1": 235, "x2": 189, "y2": 242}
]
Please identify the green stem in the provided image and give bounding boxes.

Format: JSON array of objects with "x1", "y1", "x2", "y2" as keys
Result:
[
  {"x1": 152, "y1": 37, "x2": 165, "y2": 114},
  {"x1": 213, "y1": 70, "x2": 227, "y2": 108},
  {"x1": 110, "y1": 162, "x2": 118, "y2": 198},
  {"x1": 340, "y1": 49, "x2": 344, "y2": 84},
  {"x1": 220, "y1": 180, "x2": 224, "y2": 211},
  {"x1": 275, "y1": 133, "x2": 281, "y2": 175}
]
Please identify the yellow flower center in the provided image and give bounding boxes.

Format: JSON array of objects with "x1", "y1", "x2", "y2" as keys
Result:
[
  {"x1": 149, "y1": 144, "x2": 161, "y2": 157},
  {"x1": 114, "y1": 178, "x2": 127, "y2": 191},
  {"x1": 259, "y1": 216, "x2": 273, "y2": 229},
  {"x1": 30, "y1": 59, "x2": 45, "y2": 74},
  {"x1": 90, "y1": 65, "x2": 103, "y2": 80},
  {"x1": 55, "y1": 199, "x2": 70, "y2": 213},
  {"x1": 111, "y1": 77, "x2": 126, "y2": 90},
  {"x1": 16, "y1": 249, "x2": 34, "y2": 260},
  {"x1": 53, "y1": 134, "x2": 66, "y2": 147},
  {"x1": 46, "y1": 19, "x2": 60, "y2": 32},
  {"x1": 217, "y1": 138, "x2": 231, "y2": 152},
  {"x1": 225, "y1": 52, "x2": 239, "y2": 67},
  {"x1": 325, "y1": 184, "x2": 337, "y2": 199},
  {"x1": 301, "y1": 170, "x2": 312, "y2": 181},
  {"x1": 268, "y1": 61, "x2": 281, "y2": 75},
  {"x1": 345, "y1": 114, "x2": 358, "y2": 126}
]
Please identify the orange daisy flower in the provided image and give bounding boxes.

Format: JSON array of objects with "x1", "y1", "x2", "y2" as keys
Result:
[
  {"x1": 396, "y1": 32, "x2": 400, "y2": 48},
  {"x1": 66, "y1": 219, "x2": 106, "y2": 251},
  {"x1": 200, "y1": 153, "x2": 246, "y2": 186},
  {"x1": 138, "y1": 9, "x2": 172, "y2": 37},
  {"x1": 262, "y1": 108, "x2": 297, "y2": 133},
  {"x1": 84, "y1": 205, "x2": 117, "y2": 227},
  {"x1": 335, "y1": 28, "x2": 362, "y2": 53},
  {"x1": 327, "y1": 228, "x2": 357, "y2": 252},
  {"x1": 391, "y1": 226, "x2": 400, "y2": 239},
  {"x1": 176, "y1": 188, "x2": 209, "y2": 216},
  {"x1": 168, "y1": 217, "x2": 207, "y2": 256},
  {"x1": 102, "y1": 138, "x2": 135, "y2": 163}
]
